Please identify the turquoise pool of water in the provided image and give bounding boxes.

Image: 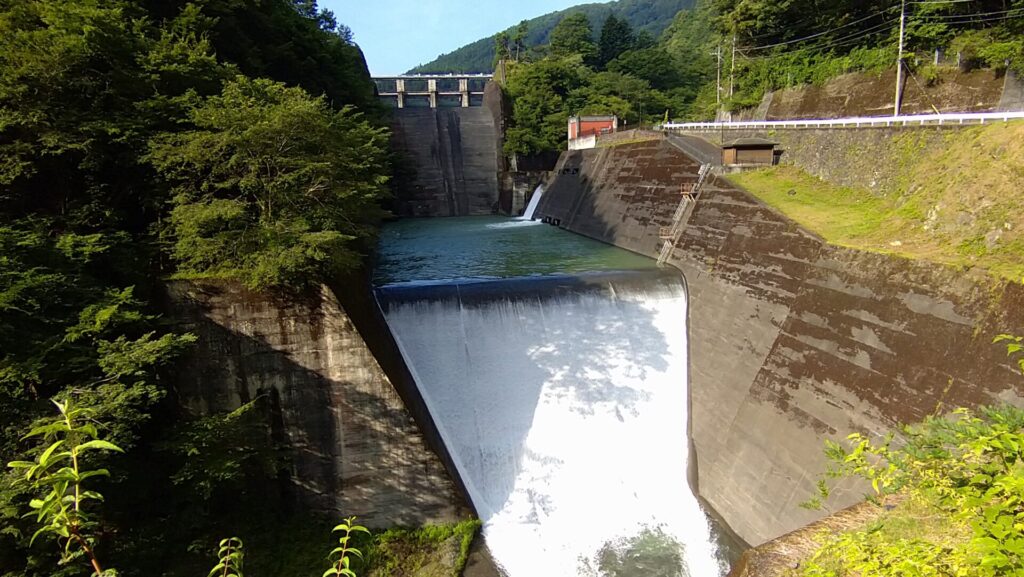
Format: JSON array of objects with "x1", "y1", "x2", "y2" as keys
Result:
[{"x1": 373, "y1": 216, "x2": 656, "y2": 286}]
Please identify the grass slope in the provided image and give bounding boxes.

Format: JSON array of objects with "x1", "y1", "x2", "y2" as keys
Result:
[
  {"x1": 727, "y1": 123, "x2": 1024, "y2": 283},
  {"x1": 408, "y1": 0, "x2": 694, "y2": 73}
]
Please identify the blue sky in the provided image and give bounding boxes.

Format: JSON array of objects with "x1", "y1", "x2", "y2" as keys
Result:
[{"x1": 322, "y1": 0, "x2": 589, "y2": 75}]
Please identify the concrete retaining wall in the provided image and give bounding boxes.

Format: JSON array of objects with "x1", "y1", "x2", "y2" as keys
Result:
[
  {"x1": 675, "y1": 125, "x2": 963, "y2": 195},
  {"x1": 167, "y1": 280, "x2": 469, "y2": 528},
  {"x1": 534, "y1": 139, "x2": 1024, "y2": 545},
  {"x1": 738, "y1": 68, "x2": 1008, "y2": 120}
]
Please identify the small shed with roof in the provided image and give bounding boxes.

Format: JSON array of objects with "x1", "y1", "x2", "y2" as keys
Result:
[{"x1": 722, "y1": 137, "x2": 779, "y2": 166}]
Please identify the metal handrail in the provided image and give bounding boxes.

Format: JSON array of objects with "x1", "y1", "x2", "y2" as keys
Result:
[
  {"x1": 661, "y1": 111, "x2": 1024, "y2": 131},
  {"x1": 657, "y1": 164, "x2": 712, "y2": 266}
]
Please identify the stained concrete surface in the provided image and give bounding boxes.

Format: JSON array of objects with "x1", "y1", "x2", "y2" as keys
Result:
[
  {"x1": 999, "y1": 70, "x2": 1024, "y2": 112},
  {"x1": 534, "y1": 139, "x2": 1024, "y2": 545},
  {"x1": 390, "y1": 106, "x2": 499, "y2": 216},
  {"x1": 753, "y1": 68, "x2": 1006, "y2": 119},
  {"x1": 166, "y1": 280, "x2": 470, "y2": 528}
]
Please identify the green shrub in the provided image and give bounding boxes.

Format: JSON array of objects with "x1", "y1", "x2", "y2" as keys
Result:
[{"x1": 802, "y1": 404, "x2": 1024, "y2": 577}]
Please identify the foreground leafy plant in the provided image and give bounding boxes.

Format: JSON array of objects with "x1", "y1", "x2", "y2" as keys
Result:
[
  {"x1": 209, "y1": 537, "x2": 245, "y2": 577},
  {"x1": 7, "y1": 399, "x2": 124, "y2": 576},
  {"x1": 995, "y1": 334, "x2": 1024, "y2": 373},
  {"x1": 801, "y1": 404, "x2": 1024, "y2": 577},
  {"x1": 325, "y1": 517, "x2": 369, "y2": 577}
]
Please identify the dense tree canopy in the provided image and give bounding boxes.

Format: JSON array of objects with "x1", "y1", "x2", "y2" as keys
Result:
[
  {"x1": 598, "y1": 14, "x2": 637, "y2": 68},
  {"x1": 412, "y1": 0, "x2": 696, "y2": 74},
  {"x1": 149, "y1": 77, "x2": 389, "y2": 289},
  {"x1": 710, "y1": 0, "x2": 1024, "y2": 109},
  {"x1": 549, "y1": 13, "x2": 598, "y2": 62},
  {"x1": 501, "y1": 10, "x2": 693, "y2": 155},
  {"x1": 501, "y1": 0, "x2": 1024, "y2": 149},
  {"x1": 0, "y1": 0, "x2": 388, "y2": 574}
]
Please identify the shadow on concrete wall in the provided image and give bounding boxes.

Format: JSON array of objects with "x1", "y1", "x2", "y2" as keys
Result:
[{"x1": 168, "y1": 281, "x2": 469, "y2": 528}]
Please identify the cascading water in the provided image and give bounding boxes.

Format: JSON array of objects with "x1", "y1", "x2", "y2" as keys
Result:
[
  {"x1": 520, "y1": 184, "x2": 544, "y2": 220},
  {"x1": 374, "y1": 218, "x2": 729, "y2": 577}
]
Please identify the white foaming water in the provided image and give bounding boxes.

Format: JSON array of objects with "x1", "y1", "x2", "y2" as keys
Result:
[
  {"x1": 381, "y1": 281, "x2": 724, "y2": 577},
  {"x1": 485, "y1": 220, "x2": 544, "y2": 230},
  {"x1": 520, "y1": 184, "x2": 544, "y2": 220}
]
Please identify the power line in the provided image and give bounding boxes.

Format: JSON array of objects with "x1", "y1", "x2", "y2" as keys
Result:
[
  {"x1": 915, "y1": 6, "x2": 1024, "y2": 19},
  {"x1": 743, "y1": 8, "x2": 899, "y2": 52},
  {"x1": 738, "y1": 9, "x2": 886, "y2": 42},
  {"x1": 915, "y1": 11, "x2": 1024, "y2": 26},
  {"x1": 738, "y1": 2, "x2": 1021, "y2": 54},
  {"x1": 908, "y1": 0, "x2": 978, "y2": 4},
  {"x1": 737, "y1": 6, "x2": 1023, "y2": 60},
  {"x1": 738, "y1": 20, "x2": 898, "y2": 60}
]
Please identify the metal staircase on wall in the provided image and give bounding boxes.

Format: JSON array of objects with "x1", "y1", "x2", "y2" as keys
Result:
[{"x1": 657, "y1": 163, "x2": 712, "y2": 266}]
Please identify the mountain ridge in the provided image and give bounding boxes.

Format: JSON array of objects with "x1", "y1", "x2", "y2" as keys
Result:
[{"x1": 408, "y1": 0, "x2": 694, "y2": 74}]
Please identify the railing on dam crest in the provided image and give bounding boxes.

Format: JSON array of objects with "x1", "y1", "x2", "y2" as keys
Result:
[
  {"x1": 373, "y1": 74, "x2": 492, "y2": 109},
  {"x1": 662, "y1": 110, "x2": 1024, "y2": 131}
]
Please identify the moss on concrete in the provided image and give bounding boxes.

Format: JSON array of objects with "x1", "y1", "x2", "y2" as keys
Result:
[
  {"x1": 243, "y1": 517, "x2": 482, "y2": 577},
  {"x1": 360, "y1": 519, "x2": 482, "y2": 577},
  {"x1": 727, "y1": 122, "x2": 1024, "y2": 283}
]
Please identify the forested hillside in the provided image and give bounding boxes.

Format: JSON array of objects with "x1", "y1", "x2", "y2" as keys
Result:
[
  {"x1": 498, "y1": 4, "x2": 715, "y2": 155},
  {"x1": 0, "y1": 1, "x2": 393, "y2": 575},
  {"x1": 715, "y1": 0, "x2": 1024, "y2": 110},
  {"x1": 499, "y1": 0, "x2": 1024, "y2": 155},
  {"x1": 409, "y1": 0, "x2": 694, "y2": 73}
]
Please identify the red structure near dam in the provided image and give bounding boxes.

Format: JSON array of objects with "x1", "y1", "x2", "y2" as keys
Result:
[{"x1": 568, "y1": 115, "x2": 618, "y2": 140}]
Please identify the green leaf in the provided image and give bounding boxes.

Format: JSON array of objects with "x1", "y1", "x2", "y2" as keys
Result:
[
  {"x1": 78, "y1": 469, "x2": 112, "y2": 481},
  {"x1": 37, "y1": 440, "x2": 66, "y2": 467},
  {"x1": 76, "y1": 440, "x2": 124, "y2": 453},
  {"x1": 79, "y1": 491, "x2": 105, "y2": 502},
  {"x1": 29, "y1": 525, "x2": 53, "y2": 546}
]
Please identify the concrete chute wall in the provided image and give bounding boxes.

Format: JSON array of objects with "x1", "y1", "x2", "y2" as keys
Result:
[
  {"x1": 166, "y1": 280, "x2": 470, "y2": 527},
  {"x1": 534, "y1": 139, "x2": 1024, "y2": 545}
]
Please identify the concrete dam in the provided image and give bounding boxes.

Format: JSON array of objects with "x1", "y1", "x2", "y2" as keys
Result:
[
  {"x1": 166, "y1": 77, "x2": 1023, "y2": 576},
  {"x1": 373, "y1": 218, "x2": 730, "y2": 576},
  {"x1": 379, "y1": 75, "x2": 503, "y2": 217},
  {"x1": 533, "y1": 136, "x2": 1024, "y2": 544}
]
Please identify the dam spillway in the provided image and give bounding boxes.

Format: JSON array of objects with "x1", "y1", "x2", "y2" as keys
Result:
[{"x1": 374, "y1": 217, "x2": 728, "y2": 576}]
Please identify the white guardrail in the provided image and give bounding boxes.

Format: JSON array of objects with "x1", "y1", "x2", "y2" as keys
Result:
[{"x1": 661, "y1": 111, "x2": 1024, "y2": 131}]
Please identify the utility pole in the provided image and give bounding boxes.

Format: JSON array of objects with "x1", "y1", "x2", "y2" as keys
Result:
[
  {"x1": 894, "y1": 0, "x2": 907, "y2": 117},
  {"x1": 729, "y1": 35, "x2": 736, "y2": 99},
  {"x1": 726, "y1": 36, "x2": 737, "y2": 122},
  {"x1": 714, "y1": 44, "x2": 722, "y2": 119}
]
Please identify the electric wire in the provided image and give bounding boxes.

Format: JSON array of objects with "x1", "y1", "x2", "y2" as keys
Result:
[
  {"x1": 738, "y1": 5, "x2": 898, "y2": 42},
  {"x1": 909, "y1": 0, "x2": 979, "y2": 4},
  {"x1": 736, "y1": 8, "x2": 1022, "y2": 62},
  {"x1": 915, "y1": 12, "x2": 1024, "y2": 26},
  {"x1": 738, "y1": 19, "x2": 898, "y2": 60},
  {"x1": 914, "y1": 6, "x2": 1024, "y2": 19},
  {"x1": 743, "y1": 8, "x2": 899, "y2": 51}
]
